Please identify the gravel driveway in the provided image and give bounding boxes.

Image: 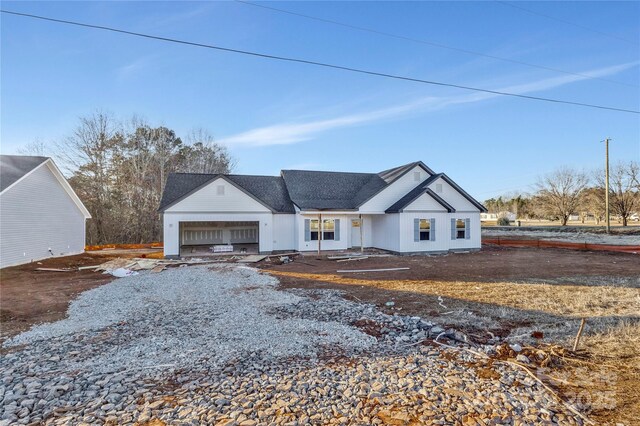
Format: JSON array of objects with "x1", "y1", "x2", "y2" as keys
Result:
[{"x1": 1, "y1": 265, "x2": 584, "y2": 425}]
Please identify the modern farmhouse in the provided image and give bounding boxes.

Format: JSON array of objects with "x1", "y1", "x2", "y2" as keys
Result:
[
  {"x1": 159, "y1": 161, "x2": 486, "y2": 257},
  {"x1": 0, "y1": 155, "x2": 91, "y2": 268}
]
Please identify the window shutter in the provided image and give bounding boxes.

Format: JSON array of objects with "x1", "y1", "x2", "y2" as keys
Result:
[
  {"x1": 304, "y1": 219, "x2": 310, "y2": 242},
  {"x1": 414, "y1": 218, "x2": 420, "y2": 242},
  {"x1": 451, "y1": 218, "x2": 456, "y2": 240},
  {"x1": 465, "y1": 218, "x2": 471, "y2": 239},
  {"x1": 335, "y1": 219, "x2": 340, "y2": 241},
  {"x1": 430, "y1": 218, "x2": 436, "y2": 241}
]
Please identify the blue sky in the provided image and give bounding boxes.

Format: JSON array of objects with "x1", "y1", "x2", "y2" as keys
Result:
[{"x1": 2, "y1": 1, "x2": 639, "y2": 200}]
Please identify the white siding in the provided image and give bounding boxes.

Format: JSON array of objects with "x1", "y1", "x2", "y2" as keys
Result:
[
  {"x1": 370, "y1": 214, "x2": 400, "y2": 252},
  {"x1": 426, "y1": 177, "x2": 479, "y2": 212},
  {"x1": 403, "y1": 193, "x2": 448, "y2": 212},
  {"x1": 165, "y1": 177, "x2": 271, "y2": 213},
  {"x1": 399, "y1": 212, "x2": 481, "y2": 252},
  {"x1": 296, "y1": 214, "x2": 350, "y2": 252},
  {"x1": 359, "y1": 166, "x2": 431, "y2": 213},
  {"x1": 0, "y1": 163, "x2": 86, "y2": 268},
  {"x1": 163, "y1": 212, "x2": 273, "y2": 256},
  {"x1": 272, "y1": 214, "x2": 295, "y2": 251}
]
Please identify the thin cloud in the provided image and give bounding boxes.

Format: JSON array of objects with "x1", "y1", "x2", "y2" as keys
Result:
[
  {"x1": 218, "y1": 62, "x2": 637, "y2": 147},
  {"x1": 116, "y1": 55, "x2": 155, "y2": 81}
]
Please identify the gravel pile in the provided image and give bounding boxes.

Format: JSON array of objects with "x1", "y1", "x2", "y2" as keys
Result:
[{"x1": 1, "y1": 265, "x2": 585, "y2": 425}]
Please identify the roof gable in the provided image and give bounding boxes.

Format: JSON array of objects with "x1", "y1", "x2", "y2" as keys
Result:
[
  {"x1": 385, "y1": 177, "x2": 455, "y2": 213},
  {"x1": 0, "y1": 155, "x2": 48, "y2": 193},
  {"x1": 159, "y1": 173, "x2": 294, "y2": 213},
  {"x1": 425, "y1": 174, "x2": 487, "y2": 212},
  {"x1": 0, "y1": 156, "x2": 91, "y2": 218}
]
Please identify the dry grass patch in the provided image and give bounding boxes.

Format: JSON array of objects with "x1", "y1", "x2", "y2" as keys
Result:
[{"x1": 269, "y1": 271, "x2": 640, "y2": 319}]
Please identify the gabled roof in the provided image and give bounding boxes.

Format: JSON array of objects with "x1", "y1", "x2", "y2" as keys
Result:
[
  {"x1": 158, "y1": 161, "x2": 486, "y2": 215},
  {"x1": 435, "y1": 173, "x2": 488, "y2": 212},
  {"x1": 0, "y1": 155, "x2": 48, "y2": 193},
  {"x1": 281, "y1": 170, "x2": 386, "y2": 210},
  {"x1": 158, "y1": 173, "x2": 295, "y2": 213},
  {"x1": 385, "y1": 174, "x2": 455, "y2": 213},
  {"x1": 0, "y1": 155, "x2": 91, "y2": 218},
  {"x1": 378, "y1": 161, "x2": 435, "y2": 183}
]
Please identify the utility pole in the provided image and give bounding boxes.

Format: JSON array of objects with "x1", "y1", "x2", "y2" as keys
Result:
[{"x1": 603, "y1": 138, "x2": 611, "y2": 234}]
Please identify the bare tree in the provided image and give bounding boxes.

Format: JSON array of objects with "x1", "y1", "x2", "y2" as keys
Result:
[
  {"x1": 535, "y1": 167, "x2": 589, "y2": 226},
  {"x1": 178, "y1": 128, "x2": 236, "y2": 174},
  {"x1": 18, "y1": 140, "x2": 50, "y2": 157},
  {"x1": 595, "y1": 161, "x2": 640, "y2": 226}
]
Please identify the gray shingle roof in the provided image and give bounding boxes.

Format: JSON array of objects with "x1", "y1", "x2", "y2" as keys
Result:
[
  {"x1": 385, "y1": 174, "x2": 456, "y2": 213},
  {"x1": 158, "y1": 173, "x2": 295, "y2": 213},
  {"x1": 158, "y1": 161, "x2": 486, "y2": 214},
  {"x1": 0, "y1": 155, "x2": 49, "y2": 193},
  {"x1": 281, "y1": 170, "x2": 387, "y2": 210}
]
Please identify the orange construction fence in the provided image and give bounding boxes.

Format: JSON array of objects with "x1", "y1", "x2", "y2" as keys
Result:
[
  {"x1": 85, "y1": 242, "x2": 163, "y2": 251},
  {"x1": 483, "y1": 238, "x2": 639, "y2": 254}
]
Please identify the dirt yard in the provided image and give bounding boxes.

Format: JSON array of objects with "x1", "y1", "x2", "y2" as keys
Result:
[
  {"x1": 0, "y1": 251, "x2": 162, "y2": 342},
  {"x1": 263, "y1": 246, "x2": 640, "y2": 425}
]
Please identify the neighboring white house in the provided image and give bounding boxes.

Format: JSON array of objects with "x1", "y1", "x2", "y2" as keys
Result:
[
  {"x1": 480, "y1": 211, "x2": 517, "y2": 222},
  {"x1": 159, "y1": 161, "x2": 487, "y2": 257},
  {"x1": 0, "y1": 155, "x2": 91, "y2": 268}
]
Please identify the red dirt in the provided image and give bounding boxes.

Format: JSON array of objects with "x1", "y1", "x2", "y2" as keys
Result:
[
  {"x1": 262, "y1": 245, "x2": 640, "y2": 283},
  {"x1": 1, "y1": 252, "x2": 129, "y2": 342}
]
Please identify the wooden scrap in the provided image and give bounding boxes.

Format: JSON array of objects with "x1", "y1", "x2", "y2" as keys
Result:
[
  {"x1": 336, "y1": 256, "x2": 369, "y2": 263},
  {"x1": 35, "y1": 268, "x2": 73, "y2": 272},
  {"x1": 77, "y1": 265, "x2": 103, "y2": 270},
  {"x1": 150, "y1": 265, "x2": 166, "y2": 273},
  {"x1": 237, "y1": 255, "x2": 268, "y2": 263},
  {"x1": 336, "y1": 267, "x2": 410, "y2": 273},
  {"x1": 266, "y1": 252, "x2": 300, "y2": 258}
]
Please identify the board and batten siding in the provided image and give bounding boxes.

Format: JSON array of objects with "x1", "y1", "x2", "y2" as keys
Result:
[
  {"x1": 0, "y1": 163, "x2": 86, "y2": 268},
  {"x1": 359, "y1": 166, "x2": 431, "y2": 213}
]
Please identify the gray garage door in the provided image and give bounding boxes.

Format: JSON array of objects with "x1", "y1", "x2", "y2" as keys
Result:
[{"x1": 181, "y1": 221, "x2": 258, "y2": 245}]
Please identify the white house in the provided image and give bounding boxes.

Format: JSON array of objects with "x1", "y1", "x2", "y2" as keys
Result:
[
  {"x1": 159, "y1": 161, "x2": 486, "y2": 257},
  {"x1": 0, "y1": 155, "x2": 91, "y2": 268}
]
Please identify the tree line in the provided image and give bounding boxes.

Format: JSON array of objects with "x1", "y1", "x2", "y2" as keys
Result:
[
  {"x1": 23, "y1": 112, "x2": 234, "y2": 244},
  {"x1": 484, "y1": 162, "x2": 640, "y2": 226}
]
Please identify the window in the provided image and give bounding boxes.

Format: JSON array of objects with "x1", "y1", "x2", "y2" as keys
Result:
[
  {"x1": 456, "y1": 219, "x2": 466, "y2": 239},
  {"x1": 216, "y1": 185, "x2": 225, "y2": 196},
  {"x1": 323, "y1": 219, "x2": 335, "y2": 240},
  {"x1": 413, "y1": 171, "x2": 421, "y2": 181},
  {"x1": 310, "y1": 219, "x2": 319, "y2": 241},
  {"x1": 435, "y1": 183, "x2": 443, "y2": 194},
  {"x1": 419, "y1": 219, "x2": 431, "y2": 240}
]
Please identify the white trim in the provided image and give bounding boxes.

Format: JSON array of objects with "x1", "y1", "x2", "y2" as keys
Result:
[
  {"x1": 44, "y1": 160, "x2": 92, "y2": 218},
  {"x1": 0, "y1": 158, "x2": 91, "y2": 218},
  {"x1": 0, "y1": 159, "x2": 47, "y2": 195}
]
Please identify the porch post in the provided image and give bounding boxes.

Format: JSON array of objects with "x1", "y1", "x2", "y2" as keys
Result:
[
  {"x1": 359, "y1": 214, "x2": 364, "y2": 253},
  {"x1": 317, "y1": 213, "x2": 322, "y2": 255}
]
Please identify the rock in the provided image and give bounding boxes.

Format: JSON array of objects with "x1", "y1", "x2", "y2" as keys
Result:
[
  {"x1": 516, "y1": 354, "x2": 530, "y2": 364},
  {"x1": 510, "y1": 343, "x2": 522, "y2": 352}
]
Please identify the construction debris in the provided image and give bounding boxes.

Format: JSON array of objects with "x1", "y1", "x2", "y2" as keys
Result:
[
  {"x1": 336, "y1": 267, "x2": 410, "y2": 273},
  {"x1": 336, "y1": 256, "x2": 369, "y2": 263},
  {"x1": 237, "y1": 255, "x2": 268, "y2": 263},
  {"x1": 35, "y1": 268, "x2": 73, "y2": 272}
]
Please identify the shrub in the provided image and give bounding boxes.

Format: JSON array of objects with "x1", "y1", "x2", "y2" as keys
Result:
[{"x1": 497, "y1": 217, "x2": 511, "y2": 226}]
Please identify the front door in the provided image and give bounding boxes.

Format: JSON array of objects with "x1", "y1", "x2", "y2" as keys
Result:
[{"x1": 351, "y1": 219, "x2": 361, "y2": 247}]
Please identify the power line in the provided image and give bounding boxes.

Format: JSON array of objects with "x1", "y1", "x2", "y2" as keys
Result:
[
  {"x1": 2, "y1": 9, "x2": 638, "y2": 115},
  {"x1": 497, "y1": 1, "x2": 639, "y2": 46},
  {"x1": 235, "y1": 0, "x2": 637, "y2": 88}
]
